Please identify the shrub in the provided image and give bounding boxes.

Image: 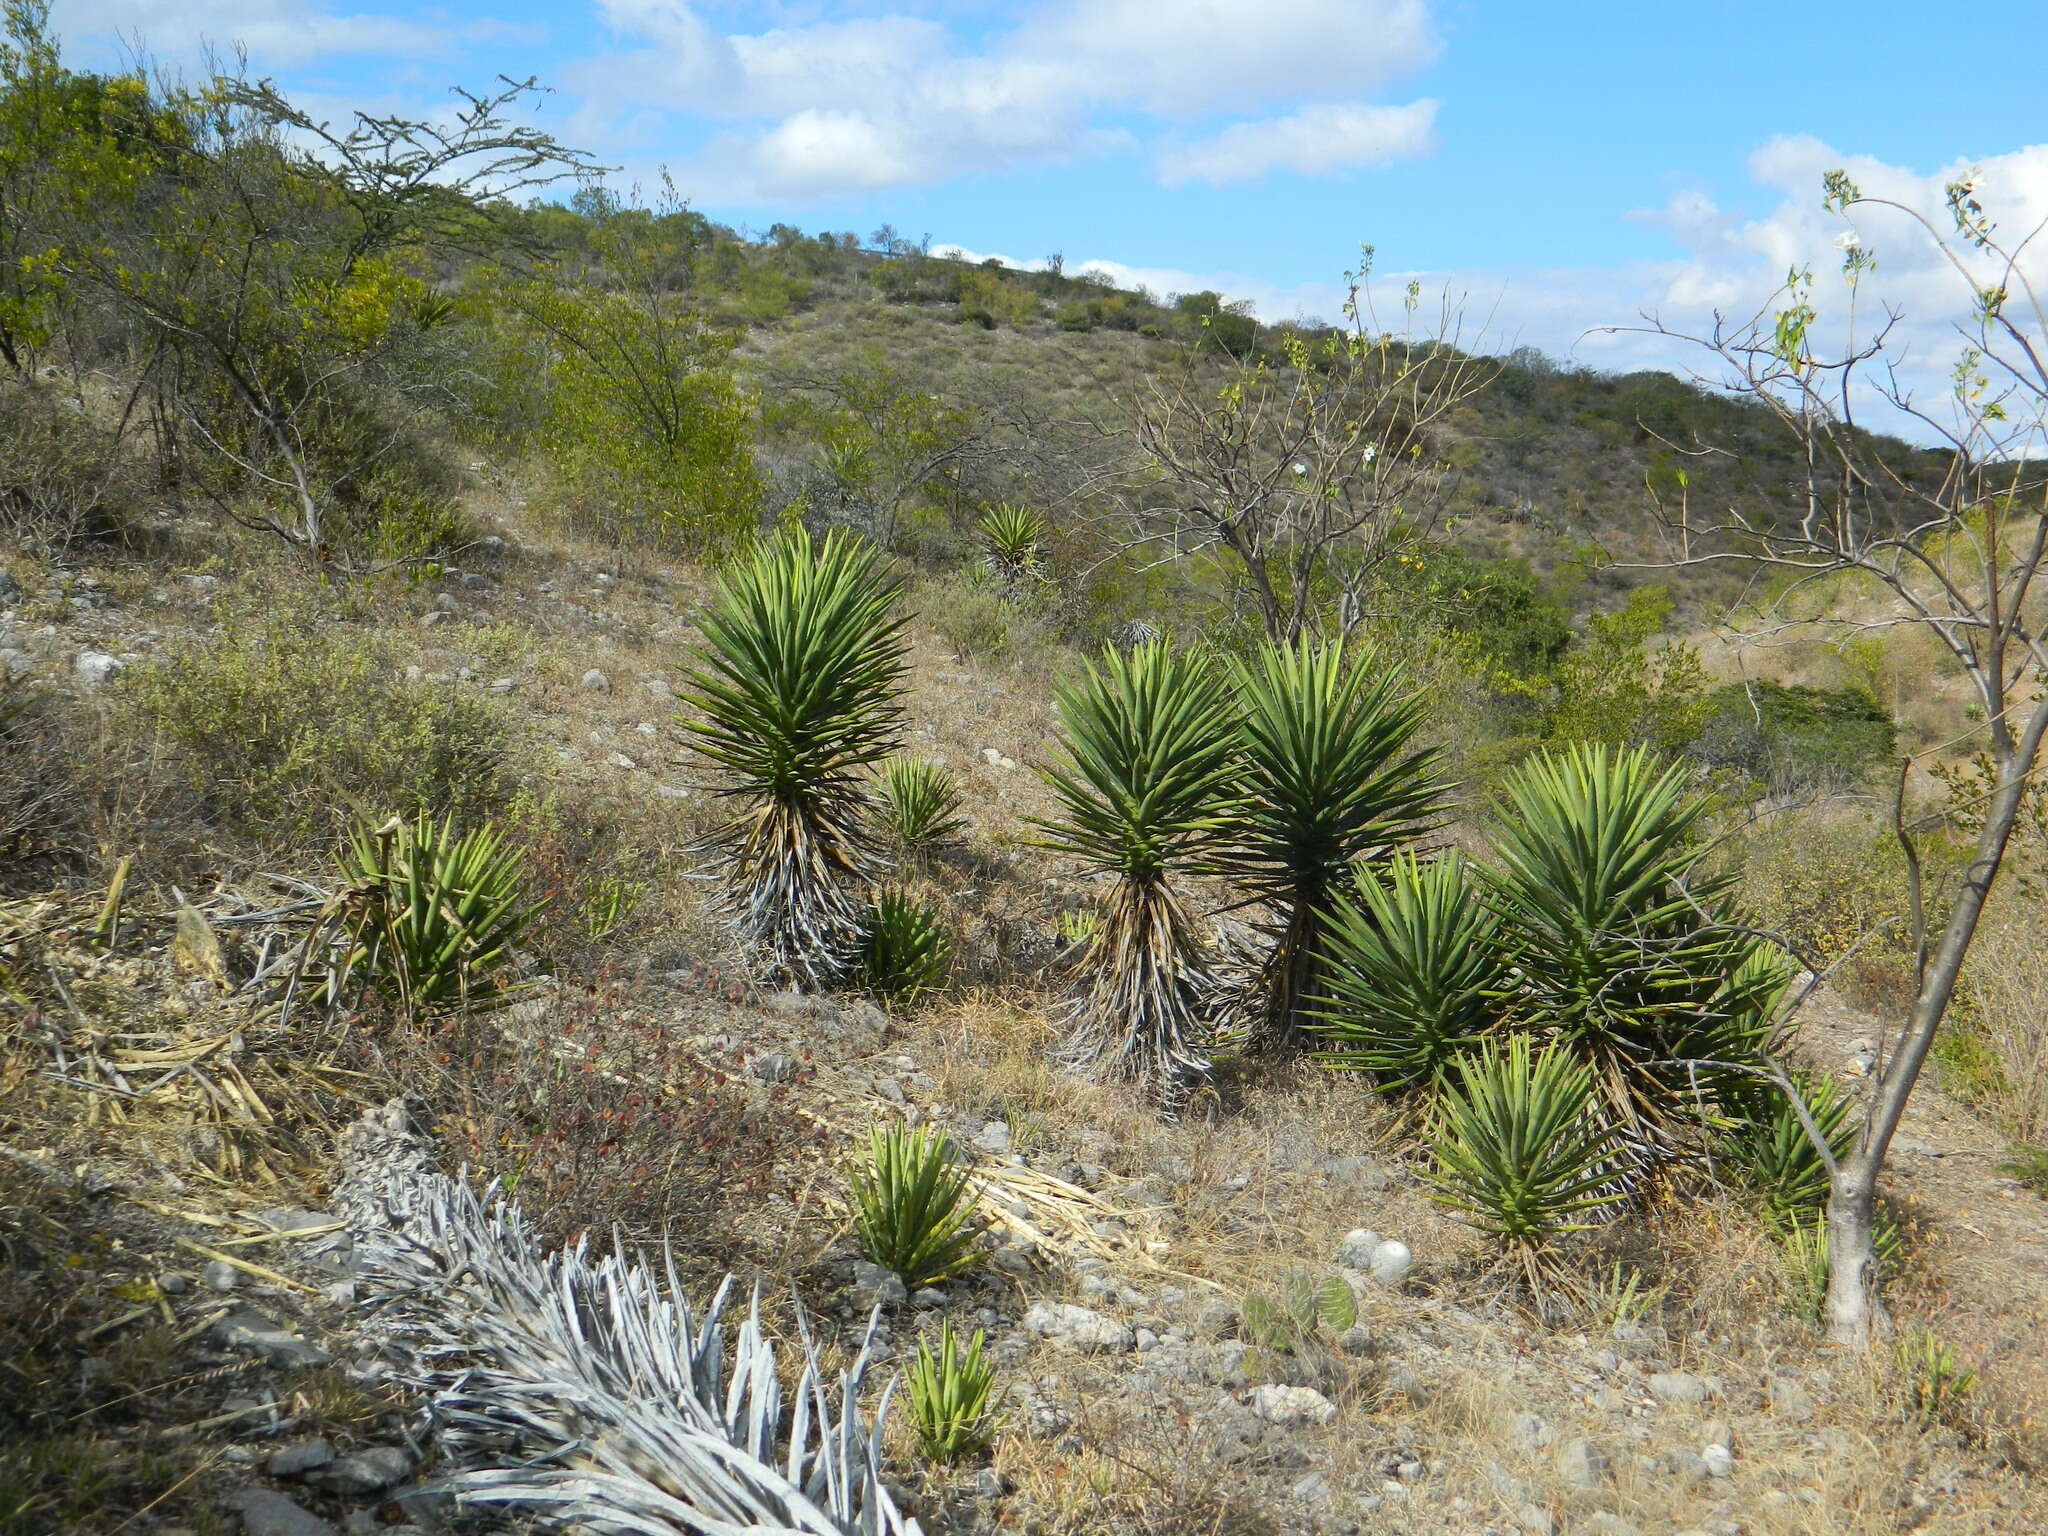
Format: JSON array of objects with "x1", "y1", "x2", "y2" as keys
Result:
[
  {"x1": 336, "y1": 813, "x2": 544, "y2": 1017},
  {"x1": 876, "y1": 758, "x2": 965, "y2": 851},
  {"x1": 1222, "y1": 638, "x2": 1445, "y2": 1047},
  {"x1": 1426, "y1": 1035, "x2": 1623, "y2": 1287},
  {"x1": 977, "y1": 504, "x2": 1047, "y2": 585},
  {"x1": 0, "y1": 375, "x2": 137, "y2": 550},
  {"x1": 680, "y1": 527, "x2": 908, "y2": 987},
  {"x1": 855, "y1": 889, "x2": 953, "y2": 1007},
  {"x1": 1030, "y1": 641, "x2": 1240, "y2": 1105},
  {"x1": 1895, "y1": 1331, "x2": 1977, "y2": 1427},
  {"x1": 0, "y1": 672, "x2": 82, "y2": 883},
  {"x1": 1691, "y1": 679, "x2": 1896, "y2": 792},
  {"x1": 122, "y1": 600, "x2": 518, "y2": 851},
  {"x1": 905, "y1": 1322, "x2": 998, "y2": 1463},
  {"x1": 1239, "y1": 1270, "x2": 1355, "y2": 1349},
  {"x1": 849, "y1": 1123, "x2": 987, "y2": 1288},
  {"x1": 1486, "y1": 744, "x2": 1781, "y2": 1170},
  {"x1": 1309, "y1": 851, "x2": 1502, "y2": 1090}
]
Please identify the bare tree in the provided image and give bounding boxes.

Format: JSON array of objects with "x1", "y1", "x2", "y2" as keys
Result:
[
  {"x1": 1109, "y1": 249, "x2": 1498, "y2": 642},
  {"x1": 1628, "y1": 169, "x2": 2048, "y2": 1346}
]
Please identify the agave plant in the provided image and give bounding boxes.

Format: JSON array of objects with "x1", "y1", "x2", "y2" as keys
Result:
[
  {"x1": 1030, "y1": 640, "x2": 1240, "y2": 1105},
  {"x1": 680, "y1": 526, "x2": 908, "y2": 988},
  {"x1": 1309, "y1": 850, "x2": 1502, "y2": 1090},
  {"x1": 876, "y1": 757, "x2": 966, "y2": 852},
  {"x1": 855, "y1": 889, "x2": 953, "y2": 1008},
  {"x1": 977, "y1": 504, "x2": 1047, "y2": 586},
  {"x1": 1719, "y1": 1067, "x2": 1857, "y2": 1221},
  {"x1": 1485, "y1": 744, "x2": 1780, "y2": 1169},
  {"x1": 850, "y1": 1123, "x2": 988, "y2": 1289},
  {"x1": 337, "y1": 813, "x2": 544, "y2": 1016},
  {"x1": 1223, "y1": 639, "x2": 1446, "y2": 1048},
  {"x1": 1427, "y1": 1035, "x2": 1624, "y2": 1288},
  {"x1": 905, "y1": 1321, "x2": 999, "y2": 1463}
]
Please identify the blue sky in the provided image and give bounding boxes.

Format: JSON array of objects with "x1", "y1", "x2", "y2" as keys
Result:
[{"x1": 53, "y1": 0, "x2": 2048, "y2": 385}]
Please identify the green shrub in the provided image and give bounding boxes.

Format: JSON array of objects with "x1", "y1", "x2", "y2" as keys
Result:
[
  {"x1": 1426, "y1": 1035, "x2": 1624, "y2": 1286},
  {"x1": 1719, "y1": 1069, "x2": 1856, "y2": 1221},
  {"x1": 849, "y1": 1122, "x2": 987, "y2": 1288},
  {"x1": 1895, "y1": 1331, "x2": 1976, "y2": 1427},
  {"x1": 1692, "y1": 680, "x2": 1896, "y2": 792},
  {"x1": 1240, "y1": 1270, "x2": 1356, "y2": 1348},
  {"x1": 876, "y1": 758, "x2": 965, "y2": 851},
  {"x1": 122, "y1": 601, "x2": 519, "y2": 850},
  {"x1": 0, "y1": 375, "x2": 137, "y2": 550},
  {"x1": 905, "y1": 1322, "x2": 998, "y2": 1463},
  {"x1": 1309, "y1": 850, "x2": 1502, "y2": 1090},
  {"x1": 1486, "y1": 744, "x2": 1781, "y2": 1164},
  {"x1": 1776, "y1": 1209, "x2": 1905, "y2": 1325},
  {"x1": 855, "y1": 889, "x2": 953, "y2": 1007},
  {"x1": 336, "y1": 812, "x2": 544, "y2": 1017}
]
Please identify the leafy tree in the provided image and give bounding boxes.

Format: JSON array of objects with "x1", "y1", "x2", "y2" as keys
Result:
[{"x1": 1547, "y1": 587, "x2": 1711, "y2": 750}]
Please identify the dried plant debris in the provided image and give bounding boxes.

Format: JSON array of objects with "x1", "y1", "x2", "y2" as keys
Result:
[{"x1": 333, "y1": 1098, "x2": 922, "y2": 1536}]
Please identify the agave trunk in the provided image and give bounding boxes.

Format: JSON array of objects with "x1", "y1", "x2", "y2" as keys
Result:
[
  {"x1": 1058, "y1": 872, "x2": 1212, "y2": 1109},
  {"x1": 713, "y1": 789, "x2": 885, "y2": 990}
]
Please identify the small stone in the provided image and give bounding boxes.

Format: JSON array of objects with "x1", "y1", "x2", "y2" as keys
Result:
[
  {"x1": 430, "y1": 591, "x2": 458, "y2": 613},
  {"x1": 1517, "y1": 1502, "x2": 1556, "y2": 1536},
  {"x1": 204, "y1": 1259, "x2": 241, "y2": 1291},
  {"x1": 1508, "y1": 1411, "x2": 1554, "y2": 1453},
  {"x1": 852, "y1": 1262, "x2": 908, "y2": 1306},
  {"x1": 0, "y1": 570, "x2": 19, "y2": 603},
  {"x1": 0, "y1": 649, "x2": 32, "y2": 677},
  {"x1": 1249, "y1": 1384, "x2": 1337, "y2": 1427},
  {"x1": 581, "y1": 668, "x2": 611, "y2": 692},
  {"x1": 1701, "y1": 1443, "x2": 1735, "y2": 1478},
  {"x1": 749, "y1": 1052, "x2": 799, "y2": 1083},
  {"x1": 213, "y1": 1310, "x2": 331, "y2": 1369},
  {"x1": 1290, "y1": 1470, "x2": 1331, "y2": 1505},
  {"x1": 1768, "y1": 1376, "x2": 1814, "y2": 1421},
  {"x1": 1335, "y1": 1228, "x2": 1382, "y2": 1268},
  {"x1": 226, "y1": 1488, "x2": 336, "y2": 1536},
  {"x1": 1369, "y1": 1238, "x2": 1413, "y2": 1286},
  {"x1": 1022, "y1": 1301, "x2": 1134, "y2": 1354},
  {"x1": 968, "y1": 1467, "x2": 1010, "y2": 1500},
  {"x1": 644, "y1": 677, "x2": 674, "y2": 698},
  {"x1": 1648, "y1": 1370, "x2": 1711, "y2": 1405},
  {"x1": 1191, "y1": 1295, "x2": 1238, "y2": 1335},
  {"x1": 309, "y1": 1446, "x2": 414, "y2": 1496},
  {"x1": 266, "y1": 1439, "x2": 335, "y2": 1478},
  {"x1": 1557, "y1": 1436, "x2": 1609, "y2": 1488},
  {"x1": 489, "y1": 677, "x2": 515, "y2": 693},
  {"x1": 74, "y1": 651, "x2": 122, "y2": 685},
  {"x1": 1336, "y1": 1324, "x2": 1375, "y2": 1357},
  {"x1": 420, "y1": 610, "x2": 451, "y2": 627},
  {"x1": 974, "y1": 1120, "x2": 1012, "y2": 1155},
  {"x1": 156, "y1": 1271, "x2": 188, "y2": 1295},
  {"x1": 606, "y1": 751, "x2": 638, "y2": 769}
]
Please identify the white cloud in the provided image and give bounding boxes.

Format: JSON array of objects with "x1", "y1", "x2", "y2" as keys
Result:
[
  {"x1": 577, "y1": 0, "x2": 1444, "y2": 202},
  {"x1": 1156, "y1": 99, "x2": 1437, "y2": 186}
]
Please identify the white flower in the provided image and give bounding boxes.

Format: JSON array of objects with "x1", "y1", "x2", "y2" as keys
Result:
[
  {"x1": 1362, "y1": 444, "x2": 1378, "y2": 463},
  {"x1": 1292, "y1": 462, "x2": 1308, "y2": 475},
  {"x1": 1833, "y1": 230, "x2": 1862, "y2": 251}
]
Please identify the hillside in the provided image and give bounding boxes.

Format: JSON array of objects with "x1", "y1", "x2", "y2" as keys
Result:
[{"x1": 5, "y1": 15, "x2": 2048, "y2": 1536}]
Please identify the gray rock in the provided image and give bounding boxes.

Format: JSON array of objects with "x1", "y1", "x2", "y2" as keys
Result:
[
  {"x1": 749, "y1": 1051, "x2": 800, "y2": 1083},
  {"x1": 309, "y1": 1446, "x2": 415, "y2": 1496},
  {"x1": 1335, "y1": 1228, "x2": 1382, "y2": 1268},
  {"x1": 156, "y1": 1271, "x2": 189, "y2": 1295},
  {"x1": 911, "y1": 1287, "x2": 947, "y2": 1308},
  {"x1": 1648, "y1": 1370, "x2": 1711, "y2": 1405},
  {"x1": 74, "y1": 651, "x2": 122, "y2": 685},
  {"x1": 973, "y1": 1120, "x2": 1012, "y2": 1155},
  {"x1": 1508, "y1": 1410, "x2": 1554, "y2": 1452},
  {"x1": 968, "y1": 1467, "x2": 1010, "y2": 1500},
  {"x1": 1249, "y1": 1384, "x2": 1336, "y2": 1426},
  {"x1": 0, "y1": 649, "x2": 31, "y2": 678},
  {"x1": 580, "y1": 668, "x2": 611, "y2": 691},
  {"x1": 851, "y1": 1262, "x2": 908, "y2": 1305},
  {"x1": 1557, "y1": 1436, "x2": 1609, "y2": 1488},
  {"x1": 266, "y1": 1439, "x2": 335, "y2": 1478},
  {"x1": 1336, "y1": 1324, "x2": 1375, "y2": 1357},
  {"x1": 1190, "y1": 1294, "x2": 1238, "y2": 1336},
  {"x1": 1768, "y1": 1376, "x2": 1814, "y2": 1421},
  {"x1": 1369, "y1": 1238, "x2": 1413, "y2": 1286},
  {"x1": 213, "y1": 1310, "x2": 331, "y2": 1370},
  {"x1": 256, "y1": 1208, "x2": 337, "y2": 1235},
  {"x1": 420, "y1": 610, "x2": 451, "y2": 627},
  {"x1": 0, "y1": 570, "x2": 19, "y2": 604},
  {"x1": 1516, "y1": 1502, "x2": 1557, "y2": 1536},
  {"x1": 1701, "y1": 1442, "x2": 1735, "y2": 1478},
  {"x1": 1022, "y1": 1301, "x2": 1134, "y2": 1354},
  {"x1": 203, "y1": 1259, "x2": 241, "y2": 1291},
  {"x1": 227, "y1": 1488, "x2": 336, "y2": 1536}
]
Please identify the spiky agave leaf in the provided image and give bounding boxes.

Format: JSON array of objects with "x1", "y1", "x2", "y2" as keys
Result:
[
  {"x1": 1309, "y1": 849, "x2": 1501, "y2": 1090},
  {"x1": 337, "y1": 812, "x2": 545, "y2": 1017},
  {"x1": 681, "y1": 527, "x2": 908, "y2": 988},
  {"x1": 1719, "y1": 1066, "x2": 1857, "y2": 1222},
  {"x1": 876, "y1": 757, "x2": 966, "y2": 852},
  {"x1": 1426, "y1": 1035, "x2": 1625, "y2": 1290},
  {"x1": 850, "y1": 1122, "x2": 988, "y2": 1288},
  {"x1": 905, "y1": 1321, "x2": 998, "y2": 1463},
  {"x1": 1030, "y1": 640, "x2": 1239, "y2": 1105},
  {"x1": 1223, "y1": 639, "x2": 1446, "y2": 1049},
  {"x1": 1484, "y1": 743, "x2": 1778, "y2": 1170},
  {"x1": 854, "y1": 889, "x2": 953, "y2": 1008},
  {"x1": 976, "y1": 504, "x2": 1047, "y2": 584},
  {"x1": 332, "y1": 1100, "x2": 922, "y2": 1536}
]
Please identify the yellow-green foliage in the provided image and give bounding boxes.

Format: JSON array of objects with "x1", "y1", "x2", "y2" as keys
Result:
[
  {"x1": 957, "y1": 266, "x2": 1037, "y2": 329},
  {"x1": 123, "y1": 598, "x2": 519, "y2": 849}
]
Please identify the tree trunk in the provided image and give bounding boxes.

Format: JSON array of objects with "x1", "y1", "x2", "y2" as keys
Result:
[{"x1": 1822, "y1": 1149, "x2": 1883, "y2": 1346}]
